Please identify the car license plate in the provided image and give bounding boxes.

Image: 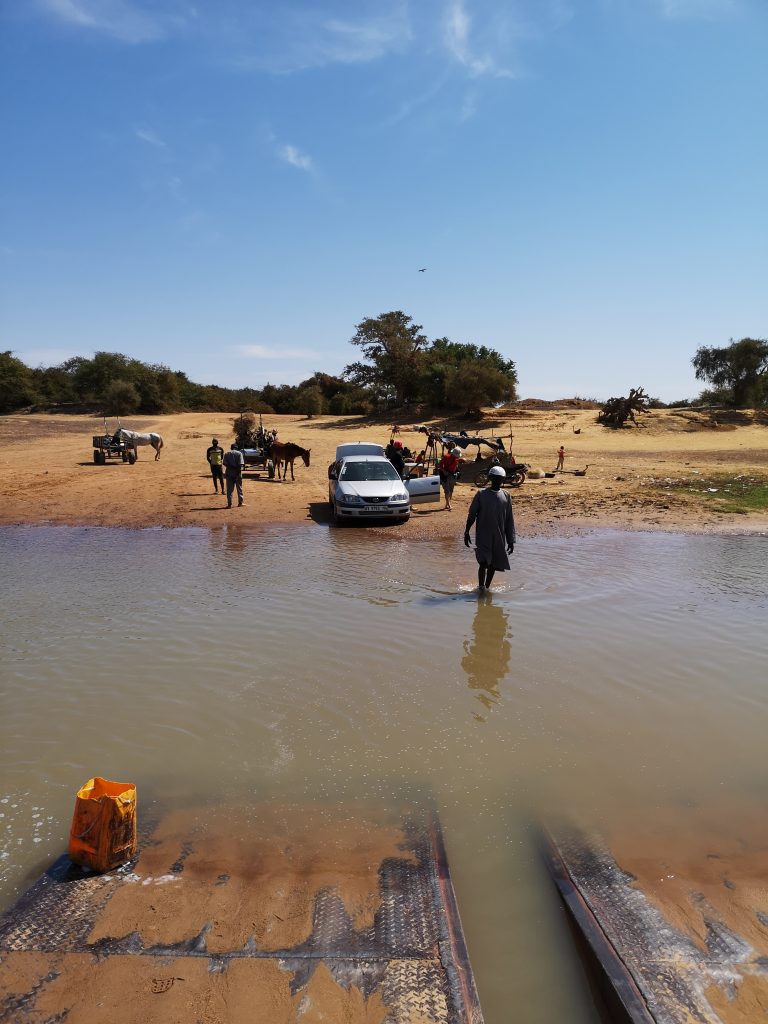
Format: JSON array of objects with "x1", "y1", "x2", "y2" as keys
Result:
[{"x1": 362, "y1": 505, "x2": 385, "y2": 512}]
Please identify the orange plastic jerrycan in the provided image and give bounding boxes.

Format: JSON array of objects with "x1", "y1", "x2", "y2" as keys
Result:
[{"x1": 68, "y1": 777, "x2": 137, "y2": 873}]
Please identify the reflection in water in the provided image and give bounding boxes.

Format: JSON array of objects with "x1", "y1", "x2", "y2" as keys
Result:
[{"x1": 461, "y1": 595, "x2": 511, "y2": 721}]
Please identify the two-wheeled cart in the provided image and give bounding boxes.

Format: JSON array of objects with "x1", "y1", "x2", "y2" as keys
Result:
[
  {"x1": 238, "y1": 447, "x2": 276, "y2": 479},
  {"x1": 91, "y1": 434, "x2": 136, "y2": 465}
]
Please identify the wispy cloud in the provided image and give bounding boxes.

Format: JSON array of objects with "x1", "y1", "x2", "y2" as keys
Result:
[
  {"x1": 238, "y1": 345, "x2": 317, "y2": 359},
  {"x1": 657, "y1": 0, "x2": 739, "y2": 18},
  {"x1": 278, "y1": 144, "x2": 313, "y2": 172},
  {"x1": 442, "y1": 0, "x2": 518, "y2": 79},
  {"x1": 224, "y1": 3, "x2": 411, "y2": 73},
  {"x1": 383, "y1": 76, "x2": 448, "y2": 127},
  {"x1": 38, "y1": 0, "x2": 189, "y2": 43},
  {"x1": 321, "y1": 11, "x2": 412, "y2": 64},
  {"x1": 134, "y1": 127, "x2": 167, "y2": 148}
]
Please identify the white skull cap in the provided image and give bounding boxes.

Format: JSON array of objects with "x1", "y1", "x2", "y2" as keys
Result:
[{"x1": 488, "y1": 466, "x2": 506, "y2": 478}]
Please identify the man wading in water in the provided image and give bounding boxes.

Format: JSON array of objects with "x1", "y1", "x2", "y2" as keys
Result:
[{"x1": 464, "y1": 465, "x2": 516, "y2": 591}]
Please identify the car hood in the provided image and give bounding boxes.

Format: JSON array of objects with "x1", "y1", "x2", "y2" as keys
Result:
[{"x1": 337, "y1": 480, "x2": 403, "y2": 498}]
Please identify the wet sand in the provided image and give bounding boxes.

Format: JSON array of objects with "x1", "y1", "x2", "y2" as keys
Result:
[
  {"x1": 0, "y1": 805, "x2": 454, "y2": 1024},
  {"x1": 89, "y1": 805, "x2": 415, "y2": 952},
  {"x1": 0, "y1": 408, "x2": 766, "y2": 537}
]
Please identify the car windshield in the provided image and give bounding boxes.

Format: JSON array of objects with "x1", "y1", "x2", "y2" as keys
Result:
[{"x1": 340, "y1": 461, "x2": 399, "y2": 482}]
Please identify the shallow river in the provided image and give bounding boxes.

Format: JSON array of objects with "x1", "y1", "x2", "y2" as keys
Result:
[{"x1": 1, "y1": 524, "x2": 766, "y2": 1023}]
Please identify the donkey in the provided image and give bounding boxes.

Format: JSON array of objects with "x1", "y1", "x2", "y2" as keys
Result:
[
  {"x1": 114, "y1": 429, "x2": 164, "y2": 461},
  {"x1": 271, "y1": 442, "x2": 310, "y2": 481}
]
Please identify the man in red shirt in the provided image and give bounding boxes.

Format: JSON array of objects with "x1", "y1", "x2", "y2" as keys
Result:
[{"x1": 439, "y1": 447, "x2": 462, "y2": 510}]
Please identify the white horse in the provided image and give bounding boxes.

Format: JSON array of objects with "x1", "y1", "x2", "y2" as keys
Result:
[{"x1": 114, "y1": 429, "x2": 164, "y2": 461}]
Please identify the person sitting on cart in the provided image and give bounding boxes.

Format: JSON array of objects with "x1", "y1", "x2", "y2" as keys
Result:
[{"x1": 206, "y1": 438, "x2": 225, "y2": 495}]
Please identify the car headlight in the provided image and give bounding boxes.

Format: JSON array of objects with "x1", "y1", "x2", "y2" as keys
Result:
[
  {"x1": 391, "y1": 491, "x2": 409, "y2": 503},
  {"x1": 338, "y1": 493, "x2": 363, "y2": 505}
]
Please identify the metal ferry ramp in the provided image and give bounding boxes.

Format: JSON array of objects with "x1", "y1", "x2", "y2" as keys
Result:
[
  {"x1": 0, "y1": 803, "x2": 483, "y2": 1024},
  {"x1": 543, "y1": 821, "x2": 768, "y2": 1024}
]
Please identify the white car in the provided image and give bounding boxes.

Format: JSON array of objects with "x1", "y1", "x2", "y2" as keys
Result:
[{"x1": 328, "y1": 443, "x2": 440, "y2": 522}]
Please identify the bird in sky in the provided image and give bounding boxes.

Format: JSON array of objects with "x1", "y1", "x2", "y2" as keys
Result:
[{"x1": 418, "y1": 268, "x2": 427, "y2": 272}]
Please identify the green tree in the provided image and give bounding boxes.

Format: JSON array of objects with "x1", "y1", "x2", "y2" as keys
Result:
[
  {"x1": 63, "y1": 352, "x2": 135, "y2": 402},
  {"x1": 444, "y1": 363, "x2": 515, "y2": 415},
  {"x1": 0, "y1": 351, "x2": 39, "y2": 413},
  {"x1": 103, "y1": 379, "x2": 141, "y2": 415},
  {"x1": 344, "y1": 311, "x2": 428, "y2": 406},
  {"x1": 299, "y1": 372, "x2": 345, "y2": 400},
  {"x1": 299, "y1": 385, "x2": 324, "y2": 418},
  {"x1": 421, "y1": 338, "x2": 518, "y2": 408},
  {"x1": 32, "y1": 364, "x2": 77, "y2": 405},
  {"x1": 133, "y1": 363, "x2": 183, "y2": 413},
  {"x1": 693, "y1": 338, "x2": 768, "y2": 408}
]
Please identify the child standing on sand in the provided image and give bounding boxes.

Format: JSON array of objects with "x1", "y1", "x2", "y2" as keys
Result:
[{"x1": 556, "y1": 446, "x2": 565, "y2": 471}]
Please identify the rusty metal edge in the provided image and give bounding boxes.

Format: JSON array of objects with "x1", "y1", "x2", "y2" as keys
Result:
[
  {"x1": 539, "y1": 828, "x2": 656, "y2": 1024},
  {"x1": 428, "y1": 815, "x2": 484, "y2": 1024}
]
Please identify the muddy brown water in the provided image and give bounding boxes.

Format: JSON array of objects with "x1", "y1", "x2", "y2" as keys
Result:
[{"x1": 1, "y1": 524, "x2": 766, "y2": 1023}]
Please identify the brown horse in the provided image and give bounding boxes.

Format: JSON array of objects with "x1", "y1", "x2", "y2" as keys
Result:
[{"x1": 272, "y1": 442, "x2": 311, "y2": 480}]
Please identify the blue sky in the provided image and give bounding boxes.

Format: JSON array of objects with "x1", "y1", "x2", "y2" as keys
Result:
[{"x1": 1, "y1": 0, "x2": 766, "y2": 400}]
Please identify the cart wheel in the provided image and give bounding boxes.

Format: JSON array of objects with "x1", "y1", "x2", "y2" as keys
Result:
[
  {"x1": 93, "y1": 449, "x2": 101, "y2": 464},
  {"x1": 267, "y1": 460, "x2": 275, "y2": 479},
  {"x1": 127, "y1": 451, "x2": 137, "y2": 465},
  {"x1": 474, "y1": 472, "x2": 489, "y2": 488}
]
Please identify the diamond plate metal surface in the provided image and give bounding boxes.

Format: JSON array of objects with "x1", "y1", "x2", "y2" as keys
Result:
[
  {"x1": 547, "y1": 827, "x2": 766, "y2": 1024},
  {"x1": 0, "y1": 809, "x2": 483, "y2": 1023}
]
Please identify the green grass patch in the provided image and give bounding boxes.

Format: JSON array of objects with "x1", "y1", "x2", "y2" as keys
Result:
[{"x1": 649, "y1": 473, "x2": 768, "y2": 515}]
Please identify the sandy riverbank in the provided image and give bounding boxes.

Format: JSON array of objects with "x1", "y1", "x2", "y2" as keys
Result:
[{"x1": 1, "y1": 408, "x2": 766, "y2": 537}]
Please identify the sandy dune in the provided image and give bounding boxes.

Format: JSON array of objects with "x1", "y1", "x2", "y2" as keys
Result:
[{"x1": 0, "y1": 408, "x2": 766, "y2": 537}]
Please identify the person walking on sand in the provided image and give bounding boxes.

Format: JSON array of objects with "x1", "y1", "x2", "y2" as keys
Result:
[
  {"x1": 556, "y1": 446, "x2": 565, "y2": 471},
  {"x1": 439, "y1": 447, "x2": 462, "y2": 511},
  {"x1": 464, "y1": 466, "x2": 515, "y2": 592},
  {"x1": 206, "y1": 438, "x2": 225, "y2": 494},
  {"x1": 223, "y1": 443, "x2": 245, "y2": 508}
]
